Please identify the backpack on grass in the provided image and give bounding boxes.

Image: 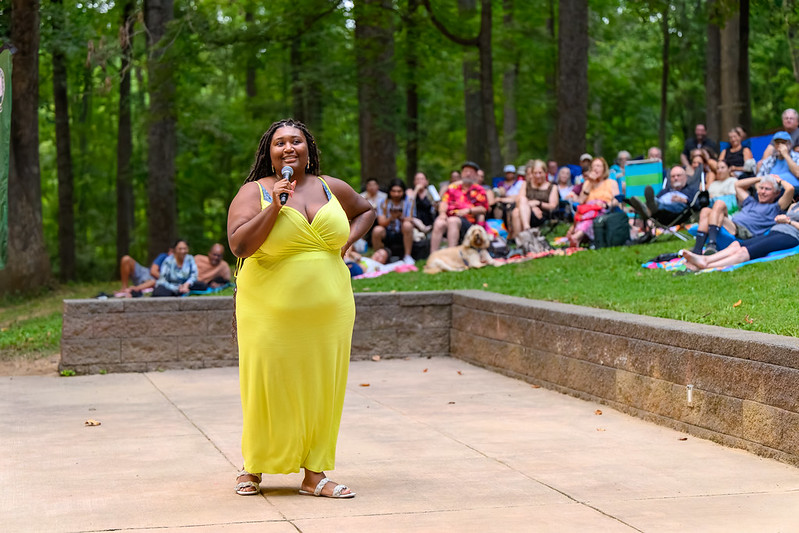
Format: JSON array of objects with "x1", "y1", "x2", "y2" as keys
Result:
[{"x1": 593, "y1": 210, "x2": 630, "y2": 248}]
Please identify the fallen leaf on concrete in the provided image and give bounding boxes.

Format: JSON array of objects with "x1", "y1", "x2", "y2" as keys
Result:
[
  {"x1": 733, "y1": 299, "x2": 742, "y2": 308},
  {"x1": 359, "y1": 383, "x2": 370, "y2": 387},
  {"x1": 744, "y1": 314, "x2": 754, "y2": 324},
  {"x1": 678, "y1": 437, "x2": 688, "y2": 441},
  {"x1": 531, "y1": 384, "x2": 541, "y2": 389},
  {"x1": 595, "y1": 410, "x2": 603, "y2": 415},
  {"x1": 456, "y1": 370, "x2": 463, "y2": 375},
  {"x1": 371, "y1": 355, "x2": 381, "y2": 361},
  {"x1": 84, "y1": 419, "x2": 101, "y2": 426},
  {"x1": 596, "y1": 428, "x2": 606, "y2": 432},
  {"x1": 423, "y1": 368, "x2": 428, "y2": 373},
  {"x1": 448, "y1": 401, "x2": 455, "y2": 404}
]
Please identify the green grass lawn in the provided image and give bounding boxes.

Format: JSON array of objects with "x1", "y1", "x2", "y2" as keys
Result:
[{"x1": 2, "y1": 238, "x2": 797, "y2": 363}]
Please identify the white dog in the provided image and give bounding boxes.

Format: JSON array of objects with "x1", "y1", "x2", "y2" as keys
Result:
[{"x1": 423, "y1": 225, "x2": 497, "y2": 274}]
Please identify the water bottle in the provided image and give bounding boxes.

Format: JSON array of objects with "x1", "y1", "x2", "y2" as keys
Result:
[{"x1": 427, "y1": 184, "x2": 441, "y2": 202}]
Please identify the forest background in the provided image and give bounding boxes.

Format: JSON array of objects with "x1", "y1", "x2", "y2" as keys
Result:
[{"x1": 1, "y1": 0, "x2": 798, "y2": 292}]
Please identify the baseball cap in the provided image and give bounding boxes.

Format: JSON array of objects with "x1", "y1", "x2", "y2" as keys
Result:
[
  {"x1": 462, "y1": 161, "x2": 481, "y2": 171},
  {"x1": 579, "y1": 153, "x2": 593, "y2": 162},
  {"x1": 503, "y1": 164, "x2": 516, "y2": 173},
  {"x1": 772, "y1": 131, "x2": 792, "y2": 143}
]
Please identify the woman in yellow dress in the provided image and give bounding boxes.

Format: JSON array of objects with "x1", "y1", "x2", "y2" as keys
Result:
[{"x1": 227, "y1": 119, "x2": 374, "y2": 498}]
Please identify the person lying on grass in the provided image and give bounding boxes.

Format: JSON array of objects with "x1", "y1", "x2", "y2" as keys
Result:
[{"x1": 680, "y1": 201, "x2": 799, "y2": 271}]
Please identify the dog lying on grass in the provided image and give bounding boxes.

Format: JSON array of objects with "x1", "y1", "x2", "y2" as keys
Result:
[{"x1": 423, "y1": 225, "x2": 497, "y2": 274}]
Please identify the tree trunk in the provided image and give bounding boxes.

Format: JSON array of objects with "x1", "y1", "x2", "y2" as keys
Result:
[
  {"x1": 458, "y1": 0, "x2": 485, "y2": 169},
  {"x1": 554, "y1": 0, "x2": 588, "y2": 166},
  {"x1": 405, "y1": 0, "x2": 420, "y2": 183},
  {"x1": 705, "y1": 0, "x2": 722, "y2": 142},
  {"x1": 52, "y1": 0, "x2": 75, "y2": 282},
  {"x1": 116, "y1": 0, "x2": 135, "y2": 268},
  {"x1": 0, "y1": 0, "x2": 52, "y2": 293},
  {"x1": 478, "y1": 0, "x2": 502, "y2": 177},
  {"x1": 719, "y1": 8, "x2": 740, "y2": 135},
  {"x1": 659, "y1": 3, "x2": 669, "y2": 156},
  {"x1": 737, "y1": 0, "x2": 751, "y2": 133},
  {"x1": 245, "y1": 2, "x2": 257, "y2": 100},
  {"x1": 546, "y1": 0, "x2": 557, "y2": 159},
  {"x1": 787, "y1": 0, "x2": 799, "y2": 83},
  {"x1": 501, "y1": 0, "x2": 518, "y2": 165},
  {"x1": 145, "y1": 0, "x2": 177, "y2": 262},
  {"x1": 354, "y1": 0, "x2": 398, "y2": 188}
]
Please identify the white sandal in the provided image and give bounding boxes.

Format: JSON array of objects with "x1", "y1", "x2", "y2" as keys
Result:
[
  {"x1": 235, "y1": 469, "x2": 261, "y2": 496},
  {"x1": 299, "y1": 477, "x2": 355, "y2": 499}
]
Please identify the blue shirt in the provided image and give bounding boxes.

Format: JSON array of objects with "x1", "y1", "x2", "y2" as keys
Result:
[
  {"x1": 758, "y1": 150, "x2": 799, "y2": 188},
  {"x1": 376, "y1": 197, "x2": 413, "y2": 232},
  {"x1": 156, "y1": 255, "x2": 198, "y2": 292},
  {"x1": 732, "y1": 196, "x2": 785, "y2": 237}
]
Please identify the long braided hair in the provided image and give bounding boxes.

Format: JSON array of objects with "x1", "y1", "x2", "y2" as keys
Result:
[{"x1": 244, "y1": 118, "x2": 321, "y2": 184}]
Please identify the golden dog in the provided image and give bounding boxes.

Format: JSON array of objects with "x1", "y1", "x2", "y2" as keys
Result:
[{"x1": 423, "y1": 225, "x2": 497, "y2": 274}]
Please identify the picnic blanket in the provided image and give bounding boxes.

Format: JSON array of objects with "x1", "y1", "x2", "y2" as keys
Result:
[{"x1": 642, "y1": 245, "x2": 799, "y2": 273}]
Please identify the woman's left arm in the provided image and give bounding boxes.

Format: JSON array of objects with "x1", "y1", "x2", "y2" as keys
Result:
[
  {"x1": 542, "y1": 184, "x2": 559, "y2": 211},
  {"x1": 326, "y1": 176, "x2": 377, "y2": 255}
]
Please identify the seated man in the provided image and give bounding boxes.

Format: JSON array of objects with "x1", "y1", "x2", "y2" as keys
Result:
[
  {"x1": 429, "y1": 161, "x2": 489, "y2": 251},
  {"x1": 118, "y1": 247, "x2": 172, "y2": 296},
  {"x1": 194, "y1": 243, "x2": 231, "y2": 290},
  {"x1": 690, "y1": 175, "x2": 794, "y2": 255},
  {"x1": 630, "y1": 165, "x2": 699, "y2": 224},
  {"x1": 757, "y1": 131, "x2": 799, "y2": 192}
]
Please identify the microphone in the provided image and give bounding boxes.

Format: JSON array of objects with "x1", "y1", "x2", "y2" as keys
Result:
[{"x1": 279, "y1": 166, "x2": 294, "y2": 205}]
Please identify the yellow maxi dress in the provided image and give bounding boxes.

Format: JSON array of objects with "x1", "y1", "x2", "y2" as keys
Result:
[{"x1": 236, "y1": 177, "x2": 355, "y2": 474}]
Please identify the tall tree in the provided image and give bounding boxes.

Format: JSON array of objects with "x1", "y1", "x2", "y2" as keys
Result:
[
  {"x1": 554, "y1": 0, "x2": 587, "y2": 165},
  {"x1": 719, "y1": 0, "x2": 750, "y2": 135},
  {"x1": 51, "y1": 0, "x2": 75, "y2": 282},
  {"x1": 501, "y1": 0, "x2": 518, "y2": 163},
  {"x1": 145, "y1": 0, "x2": 177, "y2": 261},
  {"x1": 116, "y1": 0, "x2": 135, "y2": 267},
  {"x1": 658, "y1": 2, "x2": 669, "y2": 155},
  {"x1": 0, "y1": 0, "x2": 51, "y2": 292},
  {"x1": 355, "y1": 0, "x2": 398, "y2": 187},
  {"x1": 404, "y1": 0, "x2": 421, "y2": 182},
  {"x1": 737, "y1": 0, "x2": 751, "y2": 133},
  {"x1": 705, "y1": 0, "x2": 722, "y2": 141},
  {"x1": 423, "y1": 0, "x2": 502, "y2": 175}
]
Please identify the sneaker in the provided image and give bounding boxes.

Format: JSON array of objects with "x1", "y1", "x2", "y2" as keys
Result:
[
  {"x1": 703, "y1": 245, "x2": 717, "y2": 256},
  {"x1": 402, "y1": 255, "x2": 415, "y2": 265},
  {"x1": 644, "y1": 186, "x2": 658, "y2": 215}
]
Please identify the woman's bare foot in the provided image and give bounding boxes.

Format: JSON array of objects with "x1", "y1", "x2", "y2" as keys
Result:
[
  {"x1": 680, "y1": 249, "x2": 707, "y2": 270},
  {"x1": 301, "y1": 470, "x2": 354, "y2": 497}
]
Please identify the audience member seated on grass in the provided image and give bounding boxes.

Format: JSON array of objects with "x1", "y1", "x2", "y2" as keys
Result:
[
  {"x1": 407, "y1": 171, "x2": 438, "y2": 237},
  {"x1": 566, "y1": 156, "x2": 619, "y2": 247},
  {"x1": 689, "y1": 175, "x2": 794, "y2": 255},
  {"x1": 758, "y1": 109, "x2": 799, "y2": 168},
  {"x1": 680, "y1": 202, "x2": 799, "y2": 271},
  {"x1": 556, "y1": 166, "x2": 575, "y2": 200},
  {"x1": 546, "y1": 159, "x2": 559, "y2": 182},
  {"x1": 647, "y1": 165, "x2": 699, "y2": 216},
  {"x1": 757, "y1": 131, "x2": 799, "y2": 191},
  {"x1": 490, "y1": 164, "x2": 523, "y2": 238},
  {"x1": 681, "y1": 123, "x2": 718, "y2": 169},
  {"x1": 118, "y1": 247, "x2": 172, "y2": 297},
  {"x1": 373, "y1": 178, "x2": 415, "y2": 265},
  {"x1": 152, "y1": 239, "x2": 198, "y2": 297},
  {"x1": 512, "y1": 159, "x2": 559, "y2": 237},
  {"x1": 193, "y1": 243, "x2": 231, "y2": 290},
  {"x1": 360, "y1": 177, "x2": 386, "y2": 209},
  {"x1": 429, "y1": 161, "x2": 489, "y2": 251},
  {"x1": 578, "y1": 153, "x2": 593, "y2": 177},
  {"x1": 719, "y1": 127, "x2": 755, "y2": 178},
  {"x1": 344, "y1": 247, "x2": 408, "y2": 276},
  {"x1": 706, "y1": 160, "x2": 738, "y2": 213},
  {"x1": 610, "y1": 150, "x2": 630, "y2": 193}
]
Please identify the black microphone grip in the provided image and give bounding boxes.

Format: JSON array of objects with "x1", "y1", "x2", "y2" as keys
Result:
[
  {"x1": 280, "y1": 191, "x2": 289, "y2": 205},
  {"x1": 279, "y1": 165, "x2": 293, "y2": 205}
]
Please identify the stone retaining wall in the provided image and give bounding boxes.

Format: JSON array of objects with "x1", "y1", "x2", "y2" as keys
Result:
[{"x1": 61, "y1": 290, "x2": 799, "y2": 465}]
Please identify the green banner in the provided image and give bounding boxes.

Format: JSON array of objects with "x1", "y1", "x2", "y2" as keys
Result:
[{"x1": 0, "y1": 49, "x2": 9, "y2": 269}]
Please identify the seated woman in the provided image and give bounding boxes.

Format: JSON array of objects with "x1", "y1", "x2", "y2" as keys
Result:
[
  {"x1": 681, "y1": 202, "x2": 799, "y2": 271},
  {"x1": 511, "y1": 159, "x2": 558, "y2": 237},
  {"x1": 566, "y1": 156, "x2": 619, "y2": 247},
  {"x1": 556, "y1": 166, "x2": 575, "y2": 200},
  {"x1": 490, "y1": 165, "x2": 524, "y2": 238},
  {"x1": 706, "y1": 160, "x2": 738, "y2": 213},
  {"x1": 152, "y1": 239, "x2": 198, "y2": 297},
  {"x1": 719, "y1": 127, "x2": 754, "y2": 178}
]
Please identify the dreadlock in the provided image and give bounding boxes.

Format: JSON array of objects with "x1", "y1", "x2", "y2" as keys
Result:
[{"x1": 243, "y1": 118, "x2": 321, "y2": 184}]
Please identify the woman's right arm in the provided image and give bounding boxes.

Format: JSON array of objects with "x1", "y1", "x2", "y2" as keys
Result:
[
  {"x1": 227, "y1": 181, "x2": 282, "y2": 258},
  {"x1": 516, "y1": 181, "x2": 528, "y2": 207}
]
